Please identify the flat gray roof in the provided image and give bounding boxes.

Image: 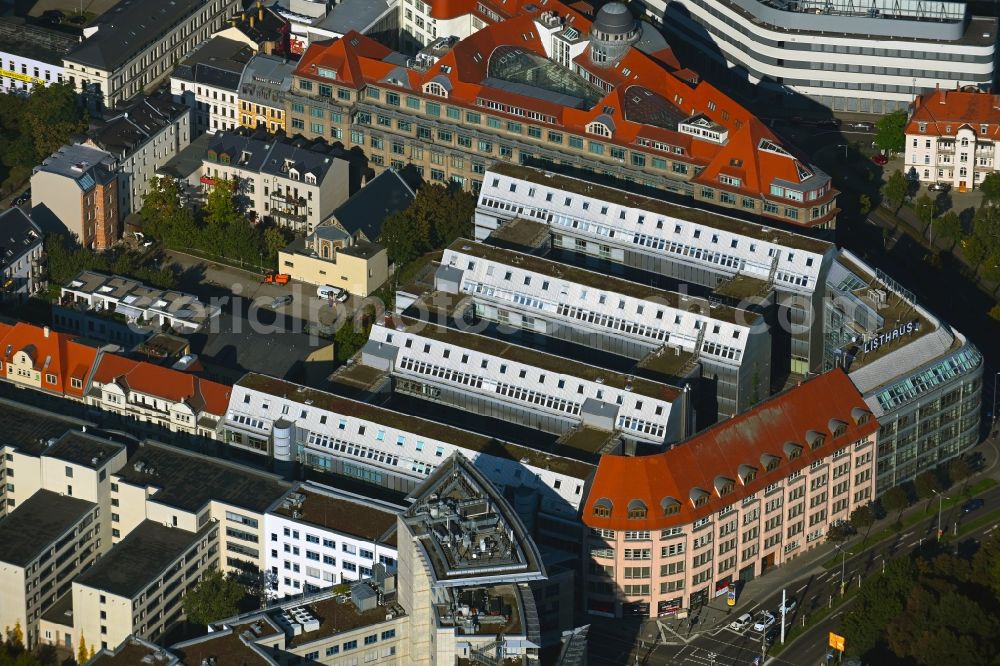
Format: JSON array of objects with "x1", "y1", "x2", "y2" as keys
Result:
[
  {"x1": 0, "y1": 398, "x2": 93, "y2": 457},
  {"x1": 74, "y1": 520, "x2": 215, "y2": 598},
  {"x1": 0, "y1": 490, "x2": 96, "y2": 567},
  {"x1": 45, "y1": 431, "x2": 124, "y2": 469}
]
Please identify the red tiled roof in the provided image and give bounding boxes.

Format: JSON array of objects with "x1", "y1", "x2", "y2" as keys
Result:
[
  {"x1": 906, "y1": 88, "x2": 1000, "y2": 139},
  {"x1": 293, "y1": 2, "x2": 836, "y2": 226},
  {"x1": 91, "y1": 353, "x2": 231, "y2": 416},
  {"x1": 582, "y1": 369, "x2": 878, "y2": 531},
  {"x1": 0, "y1": 322, "x2": 98, "y2": 398}
]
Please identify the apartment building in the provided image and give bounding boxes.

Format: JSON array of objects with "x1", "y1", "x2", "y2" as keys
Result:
[
  {"x1": 31, "y1": 144, "x2": 120, "y2": 251},
  {"x1": 365, "y1": 314, "x2": 685, "y2": 447},
  {"x1": 201, "y1": 131, "x2": 350, "y2": 233},
  {"x1": 83, "y1": 94, "x2": 192, "y2": 216},
  {"x1": 214, "y1": 1, "x2": 292, "y2": 56},
  {"x1": 476, "y1": 163, "x2": 836, "y2": 378},
  {"x1": 649, "y1": 0, "x2": 996, "y2": 115},
  {"x1": 0, "y1": 17, "x2": 75, "y2": 92},
  {"x1": 109, "y1": 441, "x2": 292, "y2": 575},
  {"x1": 171, "y1": 36, "x2": 255, "y2": 135},
  {"x1": 822, "y1": 251, "x2": 982, "y2": 496},
  {"x1": 279, "y1": 1, "x2": 839, "y2": 229},
  {"x1": 0, "y1": 208, "x2": 44, "y2": 303},
  {"x1": 43, "y1": 519, "x2": 219, "y2": 651},
  {"x1": 87, "y1": 353, "x2": 231, "y2": 441},
  {"x1": 582, "y1": 369, "x2": 878, "y2": 618},
  {"x1": 0, "y1": 323, "x2": 99, "y2": 401},
  {"x1": 223, "y1": 373, "x2": 595, "y2": 524},
  {"x1": 264, "y1": 483, "x2": 401, "y2": 598},
  {"x1": 59, "y1": 270, "x2": 222, "y2": 334},
  {"x1": 238, "y1": 54, "x2": 296, "y2": 133},
  {"x1": 434, "y1": 239, "x2": 770, "y2": 418},
  {"x1": 89, "y1": 636, "x2": 182, "y2": 665},
  {"x1": 904, "y1": 87, "x2": 1000, "y2": 191},
  {"x1": 63, "y1": 0, "x2": 242, "y2": 110},
  {"x1": 0, "y1": 491, "x2": 102, "y2": 648}
]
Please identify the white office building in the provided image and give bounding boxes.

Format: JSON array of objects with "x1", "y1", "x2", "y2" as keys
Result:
[
  {"x1": 431, "y1": 239, "x2": 770, "y2": 418},
  {"x1": 644, "y1": 0, "x2": 996, "y2": 114},
  {"x1": 264, "y1": 484, "x2": 400, "y2": 598}
]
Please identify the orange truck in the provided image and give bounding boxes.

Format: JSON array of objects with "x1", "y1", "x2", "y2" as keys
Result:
[{"x1": 263, "y1": 273, "x2": 290, "y2": 285}]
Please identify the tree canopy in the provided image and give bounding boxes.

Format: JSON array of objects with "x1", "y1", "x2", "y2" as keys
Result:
[
  {"x1": 379, "y1": 183, "x2": 475, "y2": 266},
  {"x1": 45, "y1": 234, "x2": 176, "y2": 290},
  {"x1": 980, "y1": 172, "x2": 1000, "y2": 205},
  {"x1": 882, "y1": 170, "x2": 908, "y2": 210},
  {"x1": 874, "y1": 110, "x2": 907, "y2": 153},
  {"x1": 182, "y1": 569, "x2": 245, "y2": 626},
  {"x1": 0, "y1": 83, "x2": 88, "y2": 193},
  {"x1": 841, "y1": 531, "x2": 1000, "y2": 665}
]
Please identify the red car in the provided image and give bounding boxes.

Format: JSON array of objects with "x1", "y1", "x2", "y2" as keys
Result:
[{"x1": 872, "y1": 154, "x2": 888, "y2": 165}]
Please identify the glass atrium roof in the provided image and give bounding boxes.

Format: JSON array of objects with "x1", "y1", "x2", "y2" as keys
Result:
[
  {"x1": 485, "y1": 45, "x2": 605, "y2": 110},
  {"x1": 623, "y1": 86, "x2": 687, "y2": 131}
]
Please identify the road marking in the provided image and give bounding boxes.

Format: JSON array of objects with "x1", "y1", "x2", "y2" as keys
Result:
[
  {"x1": 908, "y1": 540, "x2": 919, "y2": 547},
  {"x1": 796, "y1": 584, "x2": 808, "y2": 593},
  {"x1": 901, "y1": 531, "x2": 913, "y2": 538}
]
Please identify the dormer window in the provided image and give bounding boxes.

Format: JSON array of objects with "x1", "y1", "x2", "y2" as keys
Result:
[
  {"x1": 918, "y1": 122, "x2": 927, "y2": 133},
  {"x1": 714, "y1": 476, "x2": 735, "y2": 497},
  {"x1": 851, "y1": 407, "x2": 871, "y2": 426},
  {"x1": 423, "y1": 81, "x2": 448, "y2": 98},
  {"x1": 593, "y1": 498, "x2": 613, "y2": 518},
  {"x1": 317, "y1": 67, "x2": 337, "y2": 80},
  {"x1": 783, "y1": 442, "x2": 802, "y2": 461},
  {"x1": 761, "y1": 454, "x2": 781, "y2": 472},
  {"x1": 661, "y1": 497, "x2": 680, "y2": 516},
  {"x1": 806, "y1": 430, "x2": 825, "y2": 450},
  {"x1": 719, "y1": 174, "x2": 741, "y2": 187},
  {"x1": 690, "y1": 488, "x2": 710, "y2": 507},
  {"x1": 829, "y1": 419, "x2": 848, "y2": 438},
  {"x1": 586, "y1": 120, "x2": 612, "y2": 137},
  {"x1": 627, "y1": 499, "x2": 647, "y2": 519},
  {"x1": 737, "y1": 464, "x2": 757, "y2": 485}
]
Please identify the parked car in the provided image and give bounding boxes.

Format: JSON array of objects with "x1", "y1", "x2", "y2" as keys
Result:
[
  {"x1": 850, "y1": 122, "x2": 875, "y2": 131},
  {"x1": 271, "y1": 294, "x2": 294, "y2": 308},
  {"x1": 336, "y1": 290, "x2": 350, "y2": 303},
  {"x1": 776, "y1": 599, "x2": 797, "y2": 615},
  {"x1": 816, "y1": 118, "x2": 841, "y2": 128},
  {"x1": 871, "y1": 154, "x2": 889, "y2": 166},
  {"x1": 730, "y1": 613, "x2": 753, "y2": 632},
  {"x1": 962, "y1": 498, "x2": 985, "y2": 513},
  {"x1": 928, "y1": 182, "x2": 951, "y2": 192},
  {"x1": 753, "y1": 611, "x2": 776, "y2": 632},
  {"x1": 263, "y1": 272, "x2": 290, "y2": 285},
  {"x1": 317, "y1": 284, "x2": 341, "y2": 299}
]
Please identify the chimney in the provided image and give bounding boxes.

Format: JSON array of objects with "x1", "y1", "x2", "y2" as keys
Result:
[
  {"x1": 914, "y1": 95, "x2": 921, "y2": 109},
  {"x1": 258, "y1": 0, "x2": 264, "y2": 21},
  {"x1": 43, "y1": 326, "x2": 50, "y2": 338},
  {"x1": 941, "y1": 89, "x2": 947, "y2": 104},
  {"x1": 250, "y1": 15, "x2": 255, "y2": 28}
]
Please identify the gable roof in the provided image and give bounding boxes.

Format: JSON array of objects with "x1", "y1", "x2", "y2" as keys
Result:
[
  {"x1": 91, "y1": 352, "x2": 231, "y2": 416},
  {"x1": 906, "y1": 88, "x2": 1000, "y2": 139},
  {"x1": 331, "y1": 168, "x2": 417, "y2": 240},
  {"x1": 582, "y1": 369, "x2": 878, "y2": 530},
  {"x1": 0, "y1": 322, "x2": 99, "y2": 398}
]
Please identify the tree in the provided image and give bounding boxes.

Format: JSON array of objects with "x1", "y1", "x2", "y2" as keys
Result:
[
  {"x1": 858, "y1": 193, "x2": 872, "y2": 216},
  {"x1": 826, "y1": 522, "x2": 854, "y2": 542},
  {"x1": 881, "y1": 485, "x2": 909, "y2": 516},
  {"x1": 203, "y1": 178, "x2": 242, "y2": 229},
  {"x1": 882, "y1": 170, "x2": 908, "y2": 210},
  {"x1": 76, "y1": 634, "x2": 88, "y2": 665},
  {"x1": 377, "y1": 183, "x2": 475, "y2": 267},
  {"x1": 379, "y1": 210, "x2": 422, "y2": 266},
  {"x1": 947, "y1": 457, "x2": 972, "y2": 486},
  {"x1": 914, "y1": 193, "x2": 935, "y2": 231},
  {"x1": 980, "y1": 172, "x2": 1000, "y2": 205},
  {"x1": 849, "y1": 504, "x2": 875, "y2": 533},
  {"x1": 874, "y1": 110, "x2": 907, "y2": 153},
  {"x1": 10, "y1": 622, "x2": 22, "y2": 649},
  {"x1": 914, "y1": 470, "x2": 942, "y2": 499},
  {"x1": 22, "y1": 83, "x2": 88, "y2": 160},
  {"x1": 181, "y1": 570, "x2": 244, "y2": 625},
  {"x1": 932, "y1": 211, "x2": 962, "y2": 244},
  {"x1": 263, "y1": 226, "x2": 290, "y2": 264}
]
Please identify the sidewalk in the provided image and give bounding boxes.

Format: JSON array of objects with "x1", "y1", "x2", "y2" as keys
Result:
[{"x1": 657, "y1": 433, "x2": 1000, "y2": 638}]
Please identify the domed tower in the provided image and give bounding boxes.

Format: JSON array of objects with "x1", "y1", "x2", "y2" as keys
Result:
[{"x1": 590, "y1": 2, "x2": 640, "y2": 66}]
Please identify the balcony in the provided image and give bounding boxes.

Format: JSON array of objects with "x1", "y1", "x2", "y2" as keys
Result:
[
  {"x1": 271, "y1": 209, "x2": 308, "y2": 224},
  {"x1": 270, "y1": 191, "x2": 307, "y2": 206},
  {"x1": 937, "y1": 144, "x2": 954, "y2": 154}
]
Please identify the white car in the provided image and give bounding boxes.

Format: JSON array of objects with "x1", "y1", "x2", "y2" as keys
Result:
[
  {"x1": 753, "y1": 611, "x2": 776, "y2": 632},
  {"x1": 729, "y1": 613, "x2": 753, "y2": 632},
  {"x1": 777, "y1": 599, "x2": 797, "y2": 616}
]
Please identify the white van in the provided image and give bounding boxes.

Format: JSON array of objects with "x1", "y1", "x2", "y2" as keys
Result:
[{"x1": 317, "y1": 285, "x2": 341, "y2": 299}]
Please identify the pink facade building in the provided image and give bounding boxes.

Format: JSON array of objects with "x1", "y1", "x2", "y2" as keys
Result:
[{"x1": 581, "y1": 369, "x2": 879, "y2": 618}]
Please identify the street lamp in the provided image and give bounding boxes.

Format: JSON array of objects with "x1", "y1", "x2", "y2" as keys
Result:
[
  {"x1": 837, "y1": 545, "x2": 854, "y2": 596},
  {"x1": 992, "y1": 371, "x2": 1000, "y2": 431},
  {"x1": 932, "y1": 490, "x2": 949, "y2": 539}
]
